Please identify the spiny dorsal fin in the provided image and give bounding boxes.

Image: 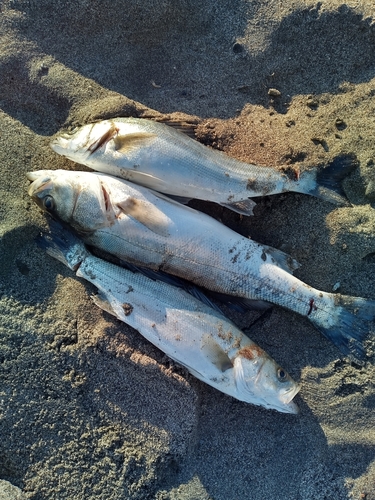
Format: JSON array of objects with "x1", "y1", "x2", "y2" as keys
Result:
[
  {"x1": 156, "y1": 118, "x2": 198, "y2": 139},
  {"x1": 117, "y1": 197, "x2": 171, "y2": 237}
]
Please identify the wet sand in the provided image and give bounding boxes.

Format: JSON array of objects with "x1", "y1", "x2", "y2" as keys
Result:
[{"x1": 1, "y1": 1, "x2": 375, "y2": 498}]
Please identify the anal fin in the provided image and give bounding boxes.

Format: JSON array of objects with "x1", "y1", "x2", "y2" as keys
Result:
[
  {"x1": 92, "y1": 292, "x2": 117, "y2": 318},
  {"x1": 163, "y1": 195, "x2": 192, "y2": 205},
  {"x1": 221, "y1": 198, "x2": 256, "y2": 216}
]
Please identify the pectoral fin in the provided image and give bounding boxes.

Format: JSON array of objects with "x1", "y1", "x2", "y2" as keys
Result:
[
  {"x1": 201, "y1": 334, "x2": 233, "y2": 372},
  {"x1": 117, "y1": 197, "x2": 171, "y2": 237},
  {"x1": 112, "y1": 132, "x2": 157, "y2": 154}
]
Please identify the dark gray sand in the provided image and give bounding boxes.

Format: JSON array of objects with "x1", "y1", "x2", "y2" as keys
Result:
[{"x1": 1, "y1": 1, "x2": 375, "y2": 498}]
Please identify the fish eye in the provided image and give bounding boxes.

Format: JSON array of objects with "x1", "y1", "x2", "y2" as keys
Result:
[
  {"x1": 277, "y1": 368, "x2": 287, "y2": 382},
  {"x1": 43, "y1": 195, "x2": 55, "y2": 211}
]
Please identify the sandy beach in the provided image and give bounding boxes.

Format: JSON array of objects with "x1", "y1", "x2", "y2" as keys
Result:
[{"x1": 1, "y1": 0, "x2": 375, "y2": 498}]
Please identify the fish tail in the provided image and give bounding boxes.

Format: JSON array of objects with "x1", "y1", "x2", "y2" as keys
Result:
[
  {"x1": 307, "y1": 153, "x2": 359, "y2": 206},
  {"x1": 310, "y1": 294, "x2": 375, "y2": 362},
  {"x1": 36, "y1": 219, "x2": 88, "y2": 271}
]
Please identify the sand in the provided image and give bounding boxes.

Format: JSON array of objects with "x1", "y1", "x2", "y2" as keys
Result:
[{"x1": 1, "y1": 0, "x2": 375, "y2": 498}]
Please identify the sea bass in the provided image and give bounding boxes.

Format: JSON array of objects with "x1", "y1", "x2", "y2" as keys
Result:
[
  {"x1": 50, "y1": 117, "x2": 356, "y2": 216},
  {"x1": 38, "y1": 223, "x2": 300, "y2": 413},
  {"x1": 27, "y1": 170, "x2": 375, "y2": 360}
]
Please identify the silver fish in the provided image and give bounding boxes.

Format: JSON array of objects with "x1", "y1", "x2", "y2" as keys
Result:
[
  {"x1": 37, "y1": 223, "x2": 300, "y2": 413},
  {"x1": 27, "y1": 170, "x2": 375, "y2": 361},
  {"x1": 50, "y1": 118, "x2": 356, "y2": 216}
]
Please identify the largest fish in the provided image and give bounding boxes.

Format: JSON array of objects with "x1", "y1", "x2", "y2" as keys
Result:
[
  {"x1": 27, "y1": 169, "x2": 375, "y2": 361},
  {"x1": 50, "y1": 117, "x2": 356, "y2": 216},
  {"x1": 37, "y1": 222, "x2": 300, "y2": 413}
]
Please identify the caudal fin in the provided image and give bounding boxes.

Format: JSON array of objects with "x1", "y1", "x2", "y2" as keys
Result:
[
  {"x1": 310, "y1": 294, "x2": 375, "y2": 362},
  {"x1": 36, "y1": 219, "x2": 88, "y2": 271},
  {"x1": 311, "y1": 153, "x2": 359, "y2": 206}
]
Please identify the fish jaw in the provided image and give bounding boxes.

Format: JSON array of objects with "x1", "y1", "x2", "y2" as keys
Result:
[
  {"x1": 273, "y1": 399, "x2": 299, "y2": 414},
  {"x1": 50, "y1": 121, "x2": 117, "y2": 163},
  {"x1": 279, "y1": 382, "x2": 301, "y2": 405},
  {"x1": 27, "y1": 169, "x2": 55, "y2": 189},
  {"x1": 256, "y1": 381, "x2": 300, "y2": 414},
  {"x1": 50, "y1": 133, "x2": 91, "y2": 163},
  {"x1": 50, "y1": 135, "x2": 74, "y2": 159},
  {"x1": 254, "y1": 382, "x2": 300, "y2": 414},
  {"x1": 276, "y1": 383, "x2": 301, "y2": 414}
]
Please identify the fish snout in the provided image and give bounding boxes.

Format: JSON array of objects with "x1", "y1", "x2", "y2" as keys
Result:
[
  {"x1": 50, "y1": 135, "x2": 71, "y2": 156},
  {"x1": 26, "y1": 171, "x2": 43, "y2": 182},
  {"x1": 26, "y1": 171, "x2": 54, "y2": 204},
  {"x1": 280, "y1": 383, "x2": 301, "y2": 406},
  {"x1": 281, "y1": 399, "x2": 300, "y2": 414}
]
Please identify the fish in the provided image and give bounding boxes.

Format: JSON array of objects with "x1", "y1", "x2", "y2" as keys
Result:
[
  {"x1": 27, "y1": 169, "x2": 375, "y2": 361},
  {"x1": 50, "y1": 117, "x2": 357, "y2": 216},
  {"x1": 37, "y1": 221, "x2": 300, "y2": 413}
]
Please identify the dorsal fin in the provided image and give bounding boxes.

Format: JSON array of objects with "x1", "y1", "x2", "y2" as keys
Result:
[{"x1": 156, "y1": 119, "x2": 198, "y2": 139}]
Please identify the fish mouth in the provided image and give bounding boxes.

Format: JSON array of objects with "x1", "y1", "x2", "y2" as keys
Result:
[
  {"x1": 50, "y1": 135, "x2": 80, "y2": 159},
  {"x1": 278, "y1": 398, "x2": 300, "y2": 414},
  {"x1": 280, "y1": 383, "x2": 301, "y2": 404},
  {"x1": 256, "y1": 387, "x2": 300, "y2": 414},
  {"x1": 26, "y1": 171, "x2": 43, "y2": 182},
  {"x1": 275, "y1": 383, "x2": 301, "y2": 414},
  {"x1": 50, "y1": 136, "x2": 69, "y2": 155},
  {"x1": 27, "y1": 171, "x2": 54, "y2": 199},
  {"x1": 266, "y1": 385, "x2": 301, "y2": 415}
]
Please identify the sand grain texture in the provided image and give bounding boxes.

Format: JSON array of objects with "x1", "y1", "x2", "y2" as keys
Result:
[{"x1": 1, "y1": 1, "x2": 375, "y2": 499}]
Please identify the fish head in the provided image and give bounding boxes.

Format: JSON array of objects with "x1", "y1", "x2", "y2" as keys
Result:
[
  {"x1": 50, "y1": 121, "x2": 117, "y2": 163},
  {"x1": 233, "y1": 344, "x2": 300, "y2": 414},
  {"x1": 27, "y1": 170, "x2": 115, "y2": 233}
]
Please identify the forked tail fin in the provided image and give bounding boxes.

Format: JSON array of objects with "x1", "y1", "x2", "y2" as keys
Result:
[
  {"x1": 310, "y1": 294, "x2": 375, "y2": 362},
  {"x1": 309, "y1": 153, "x2": 359, "y2": 206},
  {"x1": 36, "y1": 219, "x2": 88, "y2": 271}
]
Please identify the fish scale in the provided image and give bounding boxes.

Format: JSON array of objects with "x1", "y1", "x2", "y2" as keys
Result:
[
  {"x1": 50, "y1": 117, "x2": 358, "y2": 215},
  {"x1": 27, "y1": 169, "x2": 375, "y2": 361},
  {"x1": 37, "y1": 223, "x2": 300, "y2": 414}
]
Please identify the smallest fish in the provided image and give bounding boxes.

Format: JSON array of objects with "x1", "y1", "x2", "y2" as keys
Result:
[
  {"x1": 37, "y1": 222, "x2": 300, "y2": 414},
  {"x1": 51, "y1": 117, "x2": 357, "y2": 216}
]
